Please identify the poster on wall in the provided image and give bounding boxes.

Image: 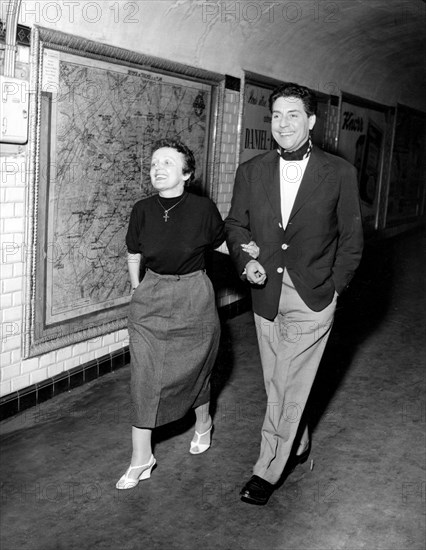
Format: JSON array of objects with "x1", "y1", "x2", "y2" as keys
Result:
[
  {"x1": 358, "y1": 121, "x2": 384, "y2": 205},
  {"x1": 240, "y1": 82, "x2": 276, "y2": 164},
  {"x1": 25, "y1": 27, "x2": 223, "y2": 357},
  {"x1": 386, "y1": 104, "x2": 426, "y2": 225},
  {"x1": 241, "y1": 78, "x2": 330, "y2": 164},
  {"x1": 337, "y1": 98, "x2": 387, "y2": 230}
]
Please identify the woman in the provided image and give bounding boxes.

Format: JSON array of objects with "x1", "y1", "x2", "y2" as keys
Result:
[{"x1": 116, "y1": 139, "x2": 225, "y2": 489}]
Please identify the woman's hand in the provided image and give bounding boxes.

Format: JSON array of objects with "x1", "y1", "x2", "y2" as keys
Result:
[{"x1": 241, "y1": 240, "x2": 260, "y2": 259}]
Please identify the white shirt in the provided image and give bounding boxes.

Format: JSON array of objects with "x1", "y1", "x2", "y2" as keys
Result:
[{"x1": 279, "y1": 155, "x2": 310, "y2": 229}]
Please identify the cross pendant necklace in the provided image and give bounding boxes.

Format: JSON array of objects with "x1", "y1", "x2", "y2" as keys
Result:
[{"x1": 157, "y1": 195, "x2": 185, "y2": 222}]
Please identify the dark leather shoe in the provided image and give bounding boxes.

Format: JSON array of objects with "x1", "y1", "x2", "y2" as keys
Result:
[{"x1": 240, "y1": 475, "x2": 275, "y2": 505}]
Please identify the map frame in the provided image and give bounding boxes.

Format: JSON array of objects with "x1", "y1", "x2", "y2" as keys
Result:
[{"x1": 24, "y1": 26, "x2": 225, "y2": 358}]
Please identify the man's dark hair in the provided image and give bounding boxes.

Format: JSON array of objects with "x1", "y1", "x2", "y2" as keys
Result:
[
  {"x1": 152, "y1": 138, "x2": 196, "y2": 183},
  {"x1": 269, "y1": 83, "x2": 317, "y2": 117}
]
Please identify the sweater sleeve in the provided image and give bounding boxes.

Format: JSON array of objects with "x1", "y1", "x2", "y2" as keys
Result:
[
  {"x1": 125, "y1": 202, "x2": 142, "y2": 254},
  {"x1": 224, "y1": 164, "x2": 255, "y2": 275},
  {"x1": 207, "y1": 200, "x2": 225, "y2": 249}
]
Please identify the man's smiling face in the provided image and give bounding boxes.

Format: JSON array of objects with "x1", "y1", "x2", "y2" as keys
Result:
[{"x1": 271, "y1": 96, "x2": 316, "y2": 152}]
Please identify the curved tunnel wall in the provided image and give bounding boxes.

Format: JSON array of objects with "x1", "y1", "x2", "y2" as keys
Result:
[{"x1": 13, "y1": 0, "x2": 425, "y2": 110}]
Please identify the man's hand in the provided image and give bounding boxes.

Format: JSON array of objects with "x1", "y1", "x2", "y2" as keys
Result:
[{"x1": 245, "y1": 260, "x2": 267, "y2": 285}]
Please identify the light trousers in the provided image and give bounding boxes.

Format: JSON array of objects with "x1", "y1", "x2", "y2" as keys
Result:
[{"x1": 253, "y1": 270, "x2": 337, "y2": 484}]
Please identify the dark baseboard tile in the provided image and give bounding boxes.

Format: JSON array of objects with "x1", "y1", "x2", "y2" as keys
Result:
[
  {"x1": 0, "y1": 348, "x2": 128, "y2": 422},
  {"x1": 0, "y1": 393, "x2": 19, "y2": 420},
  {"x1": 83, "y1": 359, "x2": 99, "y2": 383},
  {"x1": 0, "y1": 298, "x2": 252, "y2": 422},
  {"x1": 36, "y1": 378, "x2": 54, "y2": 405}
]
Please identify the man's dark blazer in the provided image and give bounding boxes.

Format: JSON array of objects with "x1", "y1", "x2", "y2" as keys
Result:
[{"x1": 225, "y1": 147, "x2": 364, "y2": 320}]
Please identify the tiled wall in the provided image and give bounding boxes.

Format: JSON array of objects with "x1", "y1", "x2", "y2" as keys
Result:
[
  {"x1": 216, "y1": 89, "x2": 240, "y2": 218},
  {"x1": 214, "y1": 88, "x2": 247, "y2": 308},
  {"x1": 1, "y1": 147, "x2": 31, "y2": 397}
]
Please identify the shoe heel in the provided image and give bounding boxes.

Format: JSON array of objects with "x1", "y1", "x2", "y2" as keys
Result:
[
  {"x1": 189, "y1": 424, "x2": 213, "y2": 455},
  {"x1": 139, "y1": 458, "x2": 156, "y2": 480}
]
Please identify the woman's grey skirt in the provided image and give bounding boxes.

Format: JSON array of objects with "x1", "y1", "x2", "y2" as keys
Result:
[{"x1": 128, "y1": 269, "x2": 220, "y2": 428}]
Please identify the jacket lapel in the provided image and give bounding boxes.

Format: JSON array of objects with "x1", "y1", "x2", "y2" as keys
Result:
[
  {"x1": 288, "y1": 148, "x2": 328, "y2": 222},
  {"x1": 260, "y1": 152, "x2": 281, "y2": 223}
]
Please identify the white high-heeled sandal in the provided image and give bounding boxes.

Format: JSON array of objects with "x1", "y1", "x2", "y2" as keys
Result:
[
  {"x1": 115, "y1": 455, "x2": 156, "y2": 490},
  {"x1": 189, "y1": 425, "x2": 213, "y2": 455}
]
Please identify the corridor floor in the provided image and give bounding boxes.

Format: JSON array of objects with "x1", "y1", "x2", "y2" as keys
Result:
[{"x1": 1, "y1": 230, "x2": 425, "y2": 550}]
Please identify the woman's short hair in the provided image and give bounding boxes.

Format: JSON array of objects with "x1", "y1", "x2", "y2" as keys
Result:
[
  {"x1": 152, "y1": 138, "x2": 196, "y2": 183},
  {"x1": 269, "y1": 83, "x2": 317, "y2": 117}
]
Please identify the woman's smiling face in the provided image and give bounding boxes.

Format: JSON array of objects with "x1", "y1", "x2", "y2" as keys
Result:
[{"x1": 150, "y1": 147, "x2": 190, "y2": 196}]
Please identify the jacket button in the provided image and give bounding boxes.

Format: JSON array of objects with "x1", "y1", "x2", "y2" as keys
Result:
[
  {"x1": 277, "y1": 267, "x2": 284, "y2": 273},
  {"x1": 278, "y1": 222, "x2": 282, "y2": 228},
  {"x1": 281, "y1": 243, "x2": 289, "y2": 250}
]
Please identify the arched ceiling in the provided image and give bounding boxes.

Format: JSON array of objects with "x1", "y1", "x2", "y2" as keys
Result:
[{"x1": 16, "y1": 0, "x2": 426, "y2": 110}]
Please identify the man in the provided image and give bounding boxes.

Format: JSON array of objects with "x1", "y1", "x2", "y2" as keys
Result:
[{"x1": 225, "y1": 83, "x2": 363, "y2": 505}]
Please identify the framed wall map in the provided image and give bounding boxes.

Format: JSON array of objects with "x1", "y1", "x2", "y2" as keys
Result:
[{"x1": 24, "y1": 27, "x2": 224, "y2": 357}]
